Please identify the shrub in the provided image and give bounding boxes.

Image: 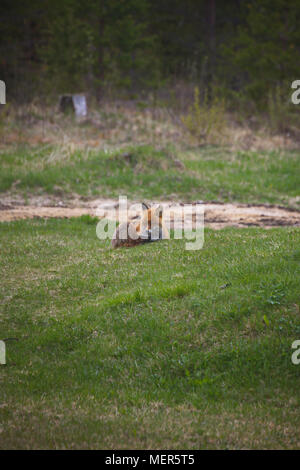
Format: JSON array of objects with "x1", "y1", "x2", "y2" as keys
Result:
[{"x1": 181, "y1": 87, "x2": 227, "y2": 145}]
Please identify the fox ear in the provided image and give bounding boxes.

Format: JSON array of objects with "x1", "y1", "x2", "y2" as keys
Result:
[
  {"x1": 142, "y1": 202, "x2": 149, "y2": 210},
  {"x1": 154, "y1": 204, "x2": 163, "y2": 215}
]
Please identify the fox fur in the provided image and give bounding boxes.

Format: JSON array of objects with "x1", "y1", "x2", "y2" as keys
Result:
[{"x1": 111, "y1": 203, "x2": 169, "y2": 248}]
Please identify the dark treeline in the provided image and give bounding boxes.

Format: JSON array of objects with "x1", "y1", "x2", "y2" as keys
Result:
[{"x1": 1, "y1": 0, "x2": 299, "y2": 105}]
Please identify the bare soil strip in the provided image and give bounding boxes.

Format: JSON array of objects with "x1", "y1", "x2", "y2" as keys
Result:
[{"x1": 1, "y1": 196, "x2": 300, "y2": 228}]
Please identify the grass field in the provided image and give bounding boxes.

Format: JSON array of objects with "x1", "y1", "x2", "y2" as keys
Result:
[
  {"x1": 0, "y1": 216, "x2": 300, "y2": 449},
  {"x1": 1, "y1": 134, "x2": 300, "y2": 449},
  {"x1": 1, "y1": 144, "x2": 300, "y2": 207}
]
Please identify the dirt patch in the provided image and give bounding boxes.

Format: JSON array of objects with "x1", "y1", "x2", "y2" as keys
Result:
[
  {"x1": 0, "y1": 195, "x2": 300, "y2": 228},
  {"x1": 200, "y1": 202, "x2": 300, "y2": 228}
]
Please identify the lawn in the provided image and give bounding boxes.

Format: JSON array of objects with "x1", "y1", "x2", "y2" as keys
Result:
[
  {"x1": 1, "y1": 144, "x2": 300, "y2": 207},
  {"x1": 0, "y1": 216, "x2": 300, "y2": 449}
]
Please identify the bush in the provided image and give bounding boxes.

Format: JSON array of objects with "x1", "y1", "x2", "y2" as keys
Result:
[
  {"x1": 267, "y1": 84, "x2": 300, "y2": 134},
  {"x1": 181, "y1": 87, "x2": 227, "y2": 145}
]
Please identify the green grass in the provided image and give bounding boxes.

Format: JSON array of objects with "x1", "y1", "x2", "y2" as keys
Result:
[
  {"x1": 1, "y1": 217, "x2": 300, "y2": 449},
  {"x1": 0, "y1": 145, "x2": 299, "y2": 207}
]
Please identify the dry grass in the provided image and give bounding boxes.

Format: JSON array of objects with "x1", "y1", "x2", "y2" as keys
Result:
[
  {"x1": 1, "y1": 397, "x2": 299, "y2": 449},
  {"x1": 0, "y1": 100, "x2": 299, "y2": 153}
]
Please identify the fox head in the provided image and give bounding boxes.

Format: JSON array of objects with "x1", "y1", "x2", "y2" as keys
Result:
[
  {"x1": 144, "y1": 204, "x2": 163, "y2": 229},
  {"x1": 138, "y1": 204, "x2": 168, "y2": 240}
]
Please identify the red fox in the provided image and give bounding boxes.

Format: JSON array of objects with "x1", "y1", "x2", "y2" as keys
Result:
[{"x1": 111, "y1": 203, "x2": 169, "y2": 248}]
